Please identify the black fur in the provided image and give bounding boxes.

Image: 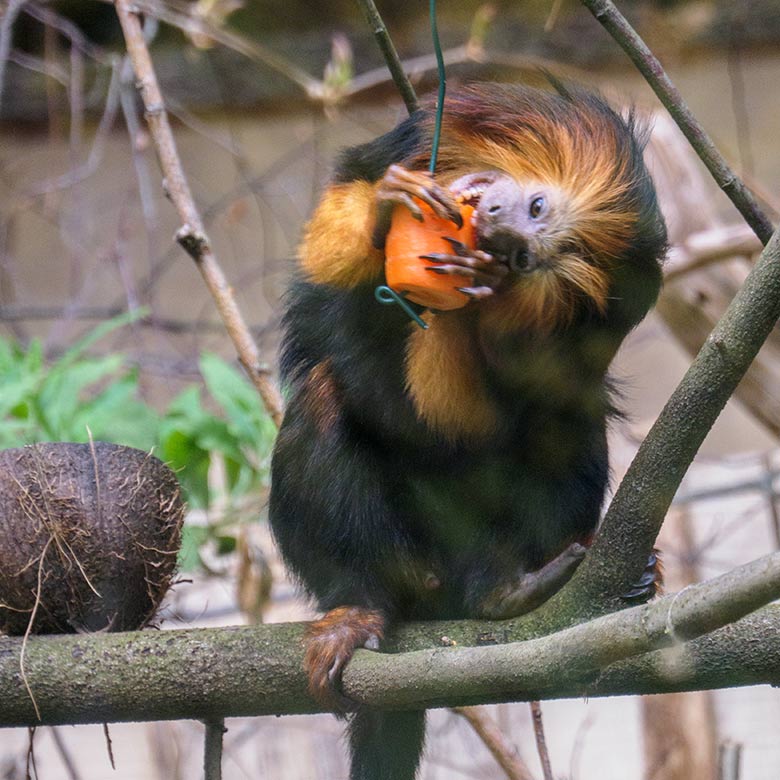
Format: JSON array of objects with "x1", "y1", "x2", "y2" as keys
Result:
[{"x1": 269, "y1": 83, "x2": 667, "y2": 779}]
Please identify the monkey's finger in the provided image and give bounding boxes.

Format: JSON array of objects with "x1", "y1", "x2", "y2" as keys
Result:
[
  {"x1": 379, "y1": 165, "x2": 462, "y2": 226},
  {"x1": 421, "y1": 253, "x2": 509, "y2": 275},
  {"x1": 424, "y1": 263, "x2": 480, "y2": 279},
  {"x1": 456, "y1": 286, "x2": 496, "y2": 300},
  {"x1": 381, "y1": 192, "x2": 425, "y2": 222},
  {"x1": 363, "y1": 633, "x2": 381, "y2": 651},
  {"x1": 442, "y1": 238, "x2": 495, "y2": 260}
]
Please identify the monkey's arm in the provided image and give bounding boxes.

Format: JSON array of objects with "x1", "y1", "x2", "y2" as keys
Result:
[
  {"x1": 300, "y1": 181, "x2": 386, "y2": 287},
  {"x1": 301, "y1": 165, "x2": 503, "y2": 294}
]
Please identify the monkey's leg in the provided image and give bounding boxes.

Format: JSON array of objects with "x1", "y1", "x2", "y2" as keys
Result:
[
  {"x1": 373, "y1": 164, "x2": 462, "y2": 248},
  {"x1": 476, "y1": 542, "x2": 588, "y2": 619},
  {"x1": 304, "y1": 606, "x2": 386, "y2": 712}
]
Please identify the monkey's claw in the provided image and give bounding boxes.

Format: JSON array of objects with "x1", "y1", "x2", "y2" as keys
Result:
[
  {"x1": 373, "y1": 164, "x2": 462, "y2": 248},
  {"x1": 420, "y1": 237, "x2": 509, "y2": 299},
  {"x1": 621, "y1": 551, "x2": 663, "y2": 602},
  {"x1": 304, "y1": 606, "x2": 386, "y2": 714}
]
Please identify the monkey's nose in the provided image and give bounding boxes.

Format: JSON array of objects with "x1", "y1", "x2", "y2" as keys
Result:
[
  {"x1": 509, "y1": 248, "x2": 541, "y2": 274},
  {"x1": 481, "y1": 231, "x2": 530, "y2": 272}
]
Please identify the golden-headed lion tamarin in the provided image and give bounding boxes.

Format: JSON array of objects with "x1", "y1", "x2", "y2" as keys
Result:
[{"x1": 270, "y1": 81, "x2": 667, "y2": 780}]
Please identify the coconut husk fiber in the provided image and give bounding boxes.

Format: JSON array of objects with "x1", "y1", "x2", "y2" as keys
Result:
[{"x1": 0, "y1": 442, "x2": 184, "y2": 635}]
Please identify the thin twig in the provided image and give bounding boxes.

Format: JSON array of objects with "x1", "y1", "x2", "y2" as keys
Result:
[
  {"x1": 26, "y1": 726, "x2": 38, "y2": 780},
  {"x1": 104, "y1": 0, "x2": 321, "y2": 98},
  {"x1": 726, "y1": 9, "x2": 754, "y2": 179},
  {"x1": 578, "y1": 0, "x2": 774, "y2": 244},
  {"x1": 664, "y1": 223, "x2": 761, "y2": 281},
  {"x1": 113, "y1": 0, "x2": 284, "y2": 428},
  {"x1": 718, "y1": 740, "x2": 742, "y2": 780},
  {"x1": 102, "y1": 723, "x2": 116, "y2": 770},
  {"x1": 0, "y1": 0, "x2": 29, "y2": 113},
  {"x1": 22, "y1": 4, "x2": 113, "y2": 65},
  {"x1": 355, "y1": 0, "x2": 418, "y2": 114},
  {"x1": 50, "y1": 727, "x2": 83, "y2": 780},
  {"x1": 8, "y1": 49, "x2": 70, "y2": 86},
  {"x1": 452, "y1": 707, "x2": 535, "y2": 780},
  {"x1": 20, "y1": 535, "x2": 53, "y2": 721},
  {"x1": 204, "y1": 719, "x2": 226, "y2": 780},
  {"x1": 25, "y1": 56, "x2": 123, "y2": 198},
  {"x1": 530, "y1": 702, "x2": 553, "y2": 780}
]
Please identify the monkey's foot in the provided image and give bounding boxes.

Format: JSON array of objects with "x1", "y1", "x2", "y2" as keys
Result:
[
  {"x1": 477, "y1": 542, "x2": 588, "y2": 619},
  {"x1": 373, "y1": 164, "x2": 462, "y2": 248},
  {"x1": 421, "y1": 236, "x2": 509, "y2": 300},
  {"x1": 621, "y1": 550, "x2": 663, "y2": 602},
  {"x1": 304, "y1": 606, "x2": 386, "y2": 713}
]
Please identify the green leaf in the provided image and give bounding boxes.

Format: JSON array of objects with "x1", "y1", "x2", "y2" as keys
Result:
[
  {"x1": 199, "y1": 352, "x2": 262, "y2": 440},
  {"x1": 178, "y1": 525, "x2": 210, "y2": 572}
]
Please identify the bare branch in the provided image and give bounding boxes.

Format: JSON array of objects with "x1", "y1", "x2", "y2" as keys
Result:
[
  {"x1": 664, "y1": 224, "x2": 760, "y2": 282},
  {"x1": 113, "y1": 0, "x2": 284, "y2": 428},
  {"x1": 578, "y1": 0, "x2": 774, "y2": 245},
  {"x1": 343, "y1": 551, "x2": 780, "y2": 709},
  {"x1": 452, "y1": 706, "x2": 535, "y2": 780},
  {"x1": 203, "y1": 719, "x2": 225, "y2": 780},
  {"x1": 0, "y1": 562, "x2": 778, "y2": 727},
  {"x1": 355, "y1": 0, "x2": 418, "y2": 114},
  {"x1": 534, "y1": 206, "x2": 780, "y2": 628},
  {"x1": 530, "y1": 702, "x2": 553, "y2": 780},
  {"x1": 0, "y1": 0, "x2": 28, "y2": 112},
  {"x1": 107, "y1": 0, "x2": 322, "y2": 99}
]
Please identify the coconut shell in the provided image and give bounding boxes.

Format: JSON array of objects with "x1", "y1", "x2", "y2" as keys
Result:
[{"x1": 0, "y1": 442, "x2": 184, "y2": 635}]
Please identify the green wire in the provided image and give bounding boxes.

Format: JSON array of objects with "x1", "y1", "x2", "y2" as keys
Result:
[{"x1": 429, "y1": 0, "x2": 445, "y2": 175}]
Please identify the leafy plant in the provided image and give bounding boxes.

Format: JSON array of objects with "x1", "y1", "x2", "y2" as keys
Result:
[
  {"x1": 0, "y1": 323, "x2": 278, "y2": 570},
  {"x1": 159, "y1": 352, "x2": 277, "y2": 509},
  {"x1": 0, "y1": 313, "x2": 159, "y2": 450}
]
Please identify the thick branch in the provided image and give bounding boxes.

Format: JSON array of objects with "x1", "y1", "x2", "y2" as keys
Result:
[
  {"x1": 1, "y1": 555, "x2": 778, "y2": 727},
  {"x1": 578, "y1": 0, "x2": 774, "y2": 245},
  {"x1": 532, "y1": 221, "x2": 780, "y2": 630},
  {"x1": 113, "y1": 0, "x2": 284, "y2": 428},
  {"x1": 341, "y1": 552, "x2": 780, "y2": 708}
]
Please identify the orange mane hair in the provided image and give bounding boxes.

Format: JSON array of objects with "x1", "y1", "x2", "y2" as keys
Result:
[{"x1": 403, "y1": 83, "x2": 658, "y2": 332}]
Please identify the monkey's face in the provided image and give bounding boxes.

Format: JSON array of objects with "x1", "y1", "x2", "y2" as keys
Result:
[{"x1": 450, "y1": 170, "x2": 612, "y2": 330}]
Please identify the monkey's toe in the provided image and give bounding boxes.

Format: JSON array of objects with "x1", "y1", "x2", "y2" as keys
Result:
[{"x1": 304, "y1": 606, "x2": 386, "y2": 714}]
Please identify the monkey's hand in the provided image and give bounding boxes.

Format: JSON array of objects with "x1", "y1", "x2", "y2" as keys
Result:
[
  {"x1": 373, "y1": 164, "x2": 463, "y2": 249},
  {"x1": 476, "y1": 542, "x2": 587, "y2": 619},
  {"x1": 421, "y1": 237, "x2": 510, "y2": 301},
  {"x1": 304, "y1": 606, "x2": 386, "y2": 714}
]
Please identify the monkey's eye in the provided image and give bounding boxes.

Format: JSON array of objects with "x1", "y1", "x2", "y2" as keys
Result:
[{"x1": 529, "y1": 196, "x2": 546, "y2": 219}]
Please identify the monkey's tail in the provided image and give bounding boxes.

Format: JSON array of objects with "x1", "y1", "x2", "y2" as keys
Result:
[{"x1": 348, "y1": 709, "x2": 426, "y2": 780}]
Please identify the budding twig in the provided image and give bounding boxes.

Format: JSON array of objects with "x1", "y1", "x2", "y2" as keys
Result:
[{"x1": 113, "y1": 0, "x2": 284, "y2": 428}]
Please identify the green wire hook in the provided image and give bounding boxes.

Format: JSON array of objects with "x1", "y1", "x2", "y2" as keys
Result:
[
  {"x1": 374, "y1": 0, "x2": 446, "y2": 328},
  {"x1": 429, "y1": 0, "x2": 446, "y2": 175},
  {"x1": 375, "y1": 286, "x2": 429, "y2": 329}
]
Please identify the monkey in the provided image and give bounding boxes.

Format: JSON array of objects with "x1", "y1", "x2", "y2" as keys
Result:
[{"x1": 269, "y1": 81, "x2": 667, "y2": 780}]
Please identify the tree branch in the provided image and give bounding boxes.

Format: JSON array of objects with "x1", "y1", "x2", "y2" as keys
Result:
[
  {"x1": 451, "y1": 706, "x2": 535, "y2": 780},
  {"x1": 578, "y1": 0, "x2": 774, "y2": 245},
  {"x1": 0, "y1": 555, "x2": 778, "y2": 727},
  {"x1": 355, "y1": 0, "x2": 418, "y2": 114},
  {"x1": 113, "y1": 0, "x2": 284, "y2": 428},
  {"x1": 535, "y1": 224, "x2": 780, "y2": 628}
]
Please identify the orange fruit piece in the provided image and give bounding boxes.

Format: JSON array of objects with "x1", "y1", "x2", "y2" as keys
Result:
[{"x1": 384, "y1": 201, "x2": 476, "y2": 311}]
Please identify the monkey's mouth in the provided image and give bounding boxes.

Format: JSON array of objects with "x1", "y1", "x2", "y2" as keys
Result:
[
  {"x1": 450, "y1": 172, "x2": 498, "y2": 211},
  {"x1": 450, "y1": 172, "x2": 535, "y2": 273}
]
